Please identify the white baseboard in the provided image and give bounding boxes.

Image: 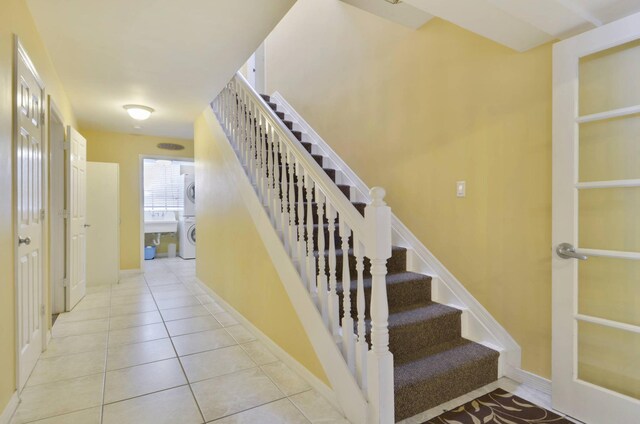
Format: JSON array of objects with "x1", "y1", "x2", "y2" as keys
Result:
[
  {"x1": 505, "y1": 365, "x2": 552, "y2": 395},
  {"x1": 119, "y1": 269, "x2": 142, "y2": 279},
  {"x1": 0, "y1": 392, "x2": 19, "y2": 424},
  {"x1": 193, "y1": 277, "x2": 340, "y2": 410}
]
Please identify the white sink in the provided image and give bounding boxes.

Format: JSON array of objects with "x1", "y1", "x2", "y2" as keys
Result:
[
  {"x1": 144, "y1": 211, "x2": 177, "y2": 233},
  {"x1": 145, "y1": 220, "x2": 178, "y2": 233}
]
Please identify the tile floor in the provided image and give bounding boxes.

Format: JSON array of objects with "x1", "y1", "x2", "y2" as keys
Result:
[{"x1": 11, "y1": 258, "x2": 348, "y2": 424}]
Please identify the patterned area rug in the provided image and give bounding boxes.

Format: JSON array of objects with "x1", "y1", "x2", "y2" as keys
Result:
[{"x1": 423, "y1": 388, "x2": 573, "y2": 423}]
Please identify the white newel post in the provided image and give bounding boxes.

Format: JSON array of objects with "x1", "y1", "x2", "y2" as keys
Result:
[{"x1": 365, "y1": 187, "x2": 394, "y2": 424}]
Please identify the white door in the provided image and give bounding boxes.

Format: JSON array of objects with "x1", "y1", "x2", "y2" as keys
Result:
[
  {"x1": 15, "y1": 41, "x2": 45, "y2": 391},
  {"x1": 553, "y1": 11, "x2": 640, "y2": 424},
  {"x1": 66, "y1": 127, "x2": 87, "y2": 310},
  {"x1": 86, "y1": 162, "x2": 120, "y2": 286}
]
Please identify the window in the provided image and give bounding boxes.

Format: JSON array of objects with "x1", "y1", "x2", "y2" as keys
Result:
[{"x1": 143, "y1": 159, "x2": 192, "y2": 211}]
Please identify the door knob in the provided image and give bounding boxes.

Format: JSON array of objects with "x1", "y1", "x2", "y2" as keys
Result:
[
  {"x1": 556, "y1": 243, "x2": 587, "y2": 260},
  {"x1": 18, "y1": 236, "x2": 31, "y2": 246},
  {"x1": 84, "y1": 224, "x2": 91, "y2": 228}
]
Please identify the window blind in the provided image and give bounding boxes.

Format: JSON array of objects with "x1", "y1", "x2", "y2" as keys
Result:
[{"x1": 143, "y1": 159, "x2": 183, "y2": 211}]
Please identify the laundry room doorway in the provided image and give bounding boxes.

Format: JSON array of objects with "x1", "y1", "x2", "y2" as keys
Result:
[{"x1": 140, "y1": 157, "x2": 195, "y2": 265}]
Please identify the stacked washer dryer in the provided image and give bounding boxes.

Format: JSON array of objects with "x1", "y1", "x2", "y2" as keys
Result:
[{"x1": 178, "y1": 173, "x2": 196, "y2": 259}]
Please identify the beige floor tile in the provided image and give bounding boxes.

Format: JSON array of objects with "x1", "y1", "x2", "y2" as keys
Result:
[
  {"x1": 56, "y1": 307, "x2": 110, "y2": 323},
  {"x1": 52, "y1": 318, "x2": 109, "y2": 338},
  {"x1": 156, "y1": 296, "x2": 201, "y2": 310},
  {"x1": 12, "y1": 374, "x2": 104, "y2": 423},
  {"x1": 108, "y1": 310, "x2": 163, "y2": 330},
  {"x1": 160, "y1": 304, "x2": 210, "y2": 322},
  {"x1": 27, "y1": 350, "x2": 106, "y2": 386},
  {"x1": 86, "y1": 285, "x2": 112, "y2": 294},
  {"x1": 108, "y1": 323, "x2": 168, "y2": 346},
  {"x1": 181, "y1": 345, "x2": 255, "y2": 383},
  {"x1": 289, "y1": 390, "x2": 348, "y2": 423},
  {"x1": 172, "y1": 328, "x2": 237, "y2": 356},
  {"x1": 165, "y1": 315, "x2": 221, "y2": 337},
  {"x1": 107, "y1": 338, "x2": 176, "y2": 370},
  {"x1": 213, "y1": 312, "x2": 239, "y2": 327},
  {"x1": 195, "y1": 294, "x2": 214, "y2": 305},
  {"x1": 110, "y1": 293, "x2": 155, "y2": 306},
  {"x1": 110, "y1": 301, "x2": 158, "y2": 317},
  {"x1": 103, "y1": 386, "x2": 203, "y2": 424},
  {"x1": 149, "y1": 283, "x2": 186, "y2": 293},
  {"x1": 145, "y1": 276, "x2": 181, "y2": 286},
  {"x1": 261, "y1": 362, "x2": 310, "y2": 396},
  {"x1": 73, "y1": 297, "x2": 111, "y2": 311},
  {"x1": 153, "y1": 288, "x2": 194, "y2": 300},
  {"x1": 110, "y1": 286, "x2": 150, "y2": 298},
  {"x1": 191, "y1": 367, "x2": 284, "y2": 422},
  {"x1": 13, "y1": 407, "x2": 101, "y2": 424},
  {"x1": 104, "y1": 358, "x2": 187, "y2": 404},
  {"x1": 224, "y1": 325, "x2": 256, "y2": 344},
  {"x1": 203, "y1": 301, "x2": 224, "y2": 314},
  {"x1": 41, "y1": 332, "x2": 108, "y2": 358},
  {"x1": 240, "y1": 341, "x2": 278, "y2": 365},
  {"x1": 211, "y1": 398, "x2": 310, "y2": 424}
]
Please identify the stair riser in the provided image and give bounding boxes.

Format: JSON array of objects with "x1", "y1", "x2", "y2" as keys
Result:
[
  {"x1": 339, "y1": 276, "x2": 432, "y2": 319},
  {"x1": 316, "y1": 248, "x2": 407, "y2": 282},
  {"x1": 386, "y1": 315, "x2": 461, "y2": 364},
  {"x1": 394, "y1": 356, "x2": 498, "y2": 421}
]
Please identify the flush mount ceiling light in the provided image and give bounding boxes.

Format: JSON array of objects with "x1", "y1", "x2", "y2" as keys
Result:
[{"x1": 123, "y1": 104, "x2": 154, "y2": 120}]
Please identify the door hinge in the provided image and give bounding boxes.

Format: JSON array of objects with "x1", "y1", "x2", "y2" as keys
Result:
[
  {"x1": 40, "y1": 209, "x2": 45, "y2": 220},
  {"x1": 62, "y1": 209, "x2": 70, "y2": 219},
  {"x1": 40, "y1": 305, "x2": 45, "y2": 316},
  {"x1": 63, "y1": 141, "x2": 70, "y2": 150},
  {"x1": 62, "y1": 278, "x2": 68, "y2": 288},
  {"x1": 41, "y1": 112, "x2": 45, "y2": 126}
]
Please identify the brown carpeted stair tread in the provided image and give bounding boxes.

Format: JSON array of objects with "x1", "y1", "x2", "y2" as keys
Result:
[{"x1": 394, "y1": 339, "x2": 499, "y2": 421}]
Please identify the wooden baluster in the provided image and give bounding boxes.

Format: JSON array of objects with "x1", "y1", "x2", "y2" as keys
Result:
[
  {"x1": 365, "y1": 188, "x2": 394, "y2": 424},
  {"x1": 271, "y1": 127, "x2": 281, "y2": 229},
  {"x1": 315, "y1": 189, "x2": 329, "y2": 326},
  {"x1": 251, "y1": 102, "x2": 258, "y2": 185},
  {"x1": 266, "y1": 122, "x2": 273, "y2": 213},
  {"x1": 326, "y1": 203, "x2": 340, "y2": 338},
  {"x1": 340, "y1": 220, "x2": 355, "y2": 372},
  {"x1": 296, "y1": 161, "x2": 305, "y2": 277},
  {"x1": 280, "y1": 143, "x2": 290, "y2": 253},
  {"x1": 288, "y1": 152, "x2": 298, "y2": 259},
  {"x1": 242, "y1": 90, "x2": 249, "y2": 165},
  {"x1": 354, "y1": 235, "x2": 367, "y2": 391},
  {"x1": 260, "y1": 113, "x2": 267, "y2": 203},
  {"x1": 304, "y1": 171, "x2": 317, "y2": 297}
]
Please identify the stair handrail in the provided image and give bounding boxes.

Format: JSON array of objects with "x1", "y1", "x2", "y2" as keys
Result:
[
  {"x1": 237, "y1": 73, "x2": 366, "y2": 235},
  {"x1": 212, "y1": 72, "x2": 395, "y2": 424}
]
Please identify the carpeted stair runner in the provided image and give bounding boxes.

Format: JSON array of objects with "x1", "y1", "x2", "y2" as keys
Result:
[{"x1": 260, "y1": 94, "x2": 499, "y2": 422}]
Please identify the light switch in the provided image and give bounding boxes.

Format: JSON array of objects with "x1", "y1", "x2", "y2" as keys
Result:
[{"x1": 456, "y1": 181, "x2": 466, "y2": 198}]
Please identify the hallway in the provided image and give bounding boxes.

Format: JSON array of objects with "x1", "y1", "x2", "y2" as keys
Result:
[{"x1": 11, "y1": 259, "x2": 347, "y2": 424}]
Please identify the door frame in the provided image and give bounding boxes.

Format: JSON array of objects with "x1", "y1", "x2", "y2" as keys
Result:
[
  {"x1": 138, "y1": 155, "x2": 193, "y2": 268},
  {"x1": 48, "y1": 96, "x2": 67, "y2": 315},
  {"x1": 13, "y1": 36, "x2": 48, "y2": 391},
  {"x1": 552, "y1": 11, "x2": 640, "y2": 422}
]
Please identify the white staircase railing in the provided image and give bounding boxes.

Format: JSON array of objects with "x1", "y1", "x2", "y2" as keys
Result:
[{"x1": 211, "y1": 73, "x2": 394, "y2": 423}]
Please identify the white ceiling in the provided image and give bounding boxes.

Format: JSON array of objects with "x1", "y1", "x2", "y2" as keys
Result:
[
  {"x1": 27, "y1": 0, "x2": 296, "y2": 139},
  {"x1": 342, "y1": 0, "x2": 640, "y2": 51}
]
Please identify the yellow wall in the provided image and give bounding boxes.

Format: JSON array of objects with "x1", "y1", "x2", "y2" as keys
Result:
[
  {"x1": 194, "y1": 109, "x2": 328, "y2": 384},
  {"x1": 0, "y1": 0, "x2": 77, "y2": 413},
  {"x1": 265, "y1": 0, "x2": 552, "y2": 377},
  {"x1": 83, "y1": 129, "x2": 193, "y2": 270}
]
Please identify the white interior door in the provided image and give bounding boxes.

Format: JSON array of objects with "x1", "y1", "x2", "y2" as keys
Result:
[
  {"x1": 66, "y1": 127, "x2": 87, "y2": 310},
  {"x1": 553, "y1": 11, "x2": 640, "y2": 424},
  {"x1": 86, "y1": 162, "x2": 120, "y2": 286},
  {"x1": 15, "y1": 41, "x2": 44, "y2": 391}
]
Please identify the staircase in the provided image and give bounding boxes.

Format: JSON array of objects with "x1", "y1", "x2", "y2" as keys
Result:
[{"x1": 211, "y1": 73, "x2": 501, "y2": 423}]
